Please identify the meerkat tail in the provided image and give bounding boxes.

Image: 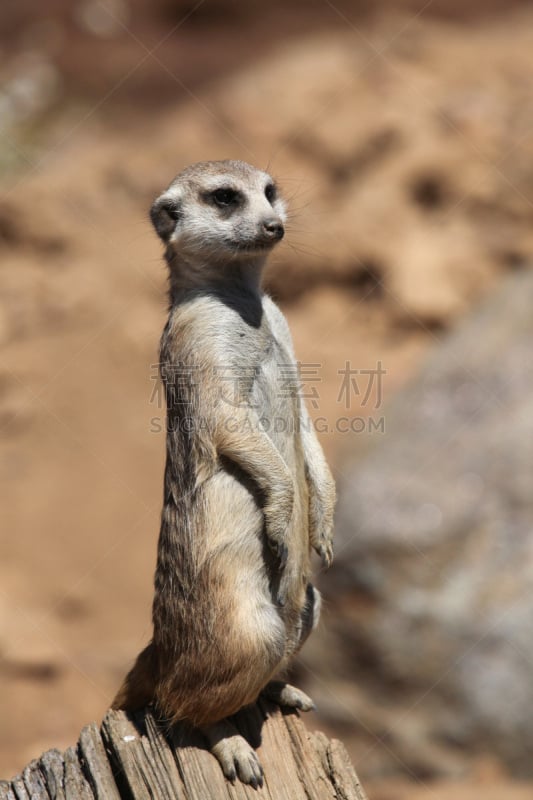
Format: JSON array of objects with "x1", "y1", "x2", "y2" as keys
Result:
[{"x1": 112, "y1": 643, "x2": 156, "y2": 711}]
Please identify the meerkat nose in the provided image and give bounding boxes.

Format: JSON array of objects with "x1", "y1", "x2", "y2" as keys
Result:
[{"x1": 262, "y1": 218, "x2": 285, "y2": 241}]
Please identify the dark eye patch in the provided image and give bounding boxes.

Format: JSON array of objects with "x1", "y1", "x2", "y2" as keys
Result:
[
  {"x1": 265, "y1": 183, "x2": 277, "y2": 203},
  {"x1": 207, "y1": 187, "x2": 241, "y2": 207}
]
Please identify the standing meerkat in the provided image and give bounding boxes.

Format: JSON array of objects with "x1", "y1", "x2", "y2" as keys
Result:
[{"x1": 113, "y1": 160, "x2": 336, "y2": 786}]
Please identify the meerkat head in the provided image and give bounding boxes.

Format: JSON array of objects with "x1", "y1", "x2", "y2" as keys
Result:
[{"x1": 150, "y1": 160, "x2": 286, "y2": 265}]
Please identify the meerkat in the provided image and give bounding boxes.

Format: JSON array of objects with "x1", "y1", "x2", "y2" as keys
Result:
[{"x1": 112, "y1": 160, "x2": 336, "y2": 787}]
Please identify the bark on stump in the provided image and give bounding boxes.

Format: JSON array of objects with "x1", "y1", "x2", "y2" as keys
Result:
[{"x1": 0, "y1": 701, "x2": 367, "y2": 799}]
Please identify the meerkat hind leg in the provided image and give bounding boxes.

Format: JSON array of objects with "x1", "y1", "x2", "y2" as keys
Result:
[
  {"x1": 261, "y1": 680, "x2": 316, "y2": 712},
  {"x1": 202, "y1": 719, "x2": 264, "y2": 788}
]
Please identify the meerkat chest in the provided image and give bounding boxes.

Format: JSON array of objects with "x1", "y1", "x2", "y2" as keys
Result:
[
  {"x1": 256, "y1": 333, "x2": 295, "y2": 398},
  {"x1": 182, "y1": 294, "x2": 300, "y2": 426},
  {"x1": 226, "y1": 327, "x2": 293, "y2": 405},
  {"x1": 248, "y1": 320, "x2": 300, "y2": 432}
]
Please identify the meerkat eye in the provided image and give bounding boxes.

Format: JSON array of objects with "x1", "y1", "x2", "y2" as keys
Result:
[
  {"x1": 265, "y1": 183, "x2": 277, "y2": 203},
  {"x1": 211, "y1": 188, "x2": 239, "y2": 207}
]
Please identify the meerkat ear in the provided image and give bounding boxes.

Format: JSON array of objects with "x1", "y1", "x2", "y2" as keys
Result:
[{"x1": 150, "y1": 193, "x2": 182, "y2": 242}]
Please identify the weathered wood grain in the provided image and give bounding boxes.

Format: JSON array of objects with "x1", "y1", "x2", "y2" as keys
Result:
[
  {"x1": 0, "y1": 782, "x2": 16, "y2": 800},
  {"x1": 78, "y1": 723, "x2": 121, "y2": 800},
  {"x1": 23, "y1": 761, "x2": 50, "y2": 800},
  {"x1": 311, "y1": 732, "x2": 367, "y2": 800},
  {"x1": 2, "y1": 704, "x2": 367, "y2": 799},
  {"x1": 40, "y1": 749, "x2": 65, "y2": 799},
  {"x1": 281, "y1": 706, "x2": 338, "y2": 800},
  {"x1": 63, "y1": 746, "x2": 93, "y2": 800},
  {"x1": 11, "y1": 772, "x2": 30, "y2": 800}
]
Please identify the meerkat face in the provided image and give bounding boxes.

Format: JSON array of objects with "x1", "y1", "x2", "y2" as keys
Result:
[{"x1": 150, "y1": 160, "x2": 286, "y2": 262}]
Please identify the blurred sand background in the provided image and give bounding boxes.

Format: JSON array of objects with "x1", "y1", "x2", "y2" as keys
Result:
[{"x1": 2, "y1": 1, "x2": 533, "y2": 797}]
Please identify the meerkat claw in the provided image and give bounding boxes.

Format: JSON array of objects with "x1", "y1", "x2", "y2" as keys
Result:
[
  {"x1": 207, "y1": 728, "x2": 264, "y2": 787},
  {"x1": 322, "y1": 550, "x2": 333, "y2": 569},
  {"x1": 277, "y1": 542, "x2": 289, "y2": 570},
  {"x1": 236, "y1": 750, "x2": 264, "y2": 787},
  {"x1": 269, "y1": 540, "x2": 288, "y2": 570},
  {"x1": 316, "y1": 540, "x2": 333, "y2": 569}
]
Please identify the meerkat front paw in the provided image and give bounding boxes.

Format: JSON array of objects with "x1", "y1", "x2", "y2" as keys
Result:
[
  {"x1": 269, "y1": 539, "x2": 289, "y2": 570},
  {"x1": 309, "y1": 492, "x2": 335, "y2": 569},
  {"x1": 314, "y1": 534, "x2": 334, "y2": 569},
  {"x1": 263, "y1": 489, "x2": 293, "y2": 569},
  {"x1": 309, "y1": 513, "x2": 334, "y2": 568}
]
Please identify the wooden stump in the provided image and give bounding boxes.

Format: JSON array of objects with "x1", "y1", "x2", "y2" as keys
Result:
[{"x1": 0, "y1": 702, "x2": 367, "y2": 799}]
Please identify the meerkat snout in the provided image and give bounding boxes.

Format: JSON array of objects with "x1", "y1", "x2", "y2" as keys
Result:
[{"x1": 261, "y1": 217, "x2": 284, "y2": 242}]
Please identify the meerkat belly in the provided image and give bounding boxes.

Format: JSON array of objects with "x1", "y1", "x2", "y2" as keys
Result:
[
  {"x1": 198, "y1": 468, "x2": 285, "y2": 649},
  {"x1": 252, "y1": 345, "x2": 309, "y2": 523},
  {"x1": 251, "y1": 347, "x2": 312, "y2": 596}
]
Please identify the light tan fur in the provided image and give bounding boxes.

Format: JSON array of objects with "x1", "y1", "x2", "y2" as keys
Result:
[{"x1": 112, "y1": 160, "x2": 335, "y2": 786}]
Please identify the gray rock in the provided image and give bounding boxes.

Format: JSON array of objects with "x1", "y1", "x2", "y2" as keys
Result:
[{"x1": 326, "y1": 270, "x2": 533, "y2": 773}]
